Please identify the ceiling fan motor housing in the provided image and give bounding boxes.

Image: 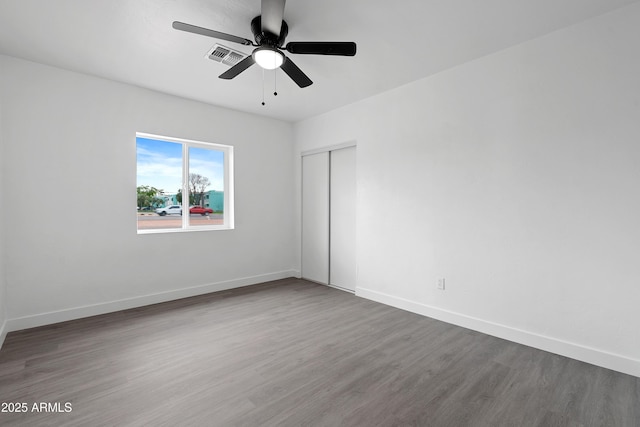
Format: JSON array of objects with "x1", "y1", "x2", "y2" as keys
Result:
[{"x1": 251, "y1": 16, "x2": 288, "y2": 47}]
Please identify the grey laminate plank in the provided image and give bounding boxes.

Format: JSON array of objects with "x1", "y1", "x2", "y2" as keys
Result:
[{"x1": 0, "y1": 278, "x2": 637, "y2": 427}]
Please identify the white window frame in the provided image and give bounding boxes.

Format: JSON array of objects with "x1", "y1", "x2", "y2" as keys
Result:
[{"x1": 136, "y1": 132, "x2": 234, "y2": 234}]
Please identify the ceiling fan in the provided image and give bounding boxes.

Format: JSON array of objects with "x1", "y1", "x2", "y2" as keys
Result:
[{"x1": 173, "y1": 0, "x2": 356, "y2": 88}]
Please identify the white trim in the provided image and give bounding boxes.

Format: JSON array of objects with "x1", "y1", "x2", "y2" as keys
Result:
[
  {"x1": 137, "y1": 225, "x2": 232, "y2": 235},
  {"x1": 0, "y1": 320, "x2": 7, "y2": 350},
  {"x1": 6, "y1": 270, "x2": 299, "y2": 333},
  {"x1": 182, "y1": 142, "x2": 189, "y2": 229},
  {"x1": 136, "y1": 132, "x2": 230, "y2": 151},
  {"x1": 225, "y1": 145, "x2": 235, "y2": 229},
  {"x1": 301, "y1": 140, "x2": 357, "y2": 157},
  {"x1": 356, "y1": 287, "x2": 640, "y2": 378}
]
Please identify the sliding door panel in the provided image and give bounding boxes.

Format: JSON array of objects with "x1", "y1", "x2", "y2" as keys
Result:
[
  {"x1": 330, "y1": 147, "x2": 356, "y2": 291},
  {"x1": 301, "y1": 152, "x2": 330, "y2": 284}
]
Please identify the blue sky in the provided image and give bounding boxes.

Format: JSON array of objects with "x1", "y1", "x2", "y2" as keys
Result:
[{"x1": 136, "y1": 137, "x2": 224, "y2": 195}]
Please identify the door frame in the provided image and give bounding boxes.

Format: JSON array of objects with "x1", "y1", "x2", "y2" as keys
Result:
[{"x1": 300, "y1": 140, "x2": 357, "y2": 158}]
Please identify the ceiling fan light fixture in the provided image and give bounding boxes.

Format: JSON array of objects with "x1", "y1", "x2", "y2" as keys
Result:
[{"x1": 253, "y1": 47, "x2": 284, "y2": 70}]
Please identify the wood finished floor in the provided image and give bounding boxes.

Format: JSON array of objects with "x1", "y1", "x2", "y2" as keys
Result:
[{"x1": 0, "y1": 278, "x2": 638, "y2": 427}]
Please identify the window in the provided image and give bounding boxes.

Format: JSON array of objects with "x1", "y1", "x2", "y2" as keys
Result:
[{"x1": 136, "y1": 132, "x2": 234, "y2": 233}]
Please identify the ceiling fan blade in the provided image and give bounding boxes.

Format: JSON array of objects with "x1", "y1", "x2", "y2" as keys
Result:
[
  {"x1": 285, "y1": 42, "x2": 357, "y2": 56},
  {"x1": 280, "y1": 56, "x2": 312, "y2": 88},
  {"x1": 173, "y1": 21, "x2": 253, "y2": 46},
  {"x1": 219, "y1": 55, "x2": 256, "y2": 79},
  {"x1": 261, "y1": 0, "x2": 286, "y2": 37}
]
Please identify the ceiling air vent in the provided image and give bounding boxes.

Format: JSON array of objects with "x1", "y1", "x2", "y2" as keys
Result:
[{"x1": 206, "y1": 44, "x2": 248, "y2": 67}]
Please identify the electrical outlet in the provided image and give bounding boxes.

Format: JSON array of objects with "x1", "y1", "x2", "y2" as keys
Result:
[{"x1": 437, "y1": 278, "x2": 445, "y2": 290}]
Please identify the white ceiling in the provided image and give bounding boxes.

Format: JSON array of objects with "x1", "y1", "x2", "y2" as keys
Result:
[{"x1": 0, "y1": 0, "x2": 637, "y2": 122}]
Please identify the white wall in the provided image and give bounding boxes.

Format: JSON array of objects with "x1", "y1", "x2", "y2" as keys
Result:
[
  {"x1": 294, "y1": 4, "x2": 640, "y2": 377},
  {"x1": 0, "y1": 55, "x2": 297, "y2": 329},
  {"x1": 0, "y1": 95, "x2": 6, "y2": 345}
]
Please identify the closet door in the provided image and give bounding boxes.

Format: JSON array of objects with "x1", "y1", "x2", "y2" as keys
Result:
[
  {"x1": 330, "y1": 146, "x2": 356, "y2": 291},
  {"x1": 301, "y1": 152, "x2": 330, "y2": 284}
]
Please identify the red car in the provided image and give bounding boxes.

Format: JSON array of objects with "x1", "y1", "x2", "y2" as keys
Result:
[{"x1": 189, "y1": 206, "x2": 213, "y2": 215}]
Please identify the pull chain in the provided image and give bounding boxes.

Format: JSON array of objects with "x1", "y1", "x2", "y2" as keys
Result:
[
  {"x1": 261, "y1": 68, "x2": 266, "y2": 106},
  {"x1": 274, "y1": 69, "x2": 278, "y2": 97}
]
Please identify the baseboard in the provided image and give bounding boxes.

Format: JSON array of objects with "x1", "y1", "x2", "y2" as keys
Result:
[
  {"x1": 356, "y1": 287, "x2": 640, "y2": 378},
  {"x1": 6, "y1": 270, "x2": 299, "y2": 333},
  {"x1": 0, "y1": 319, "x2": 7, "y2": 350}
]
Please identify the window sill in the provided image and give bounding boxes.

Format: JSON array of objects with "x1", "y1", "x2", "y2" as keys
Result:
[{"x1": 137, "y1": 226, "x2": 234, "y2": 235}]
